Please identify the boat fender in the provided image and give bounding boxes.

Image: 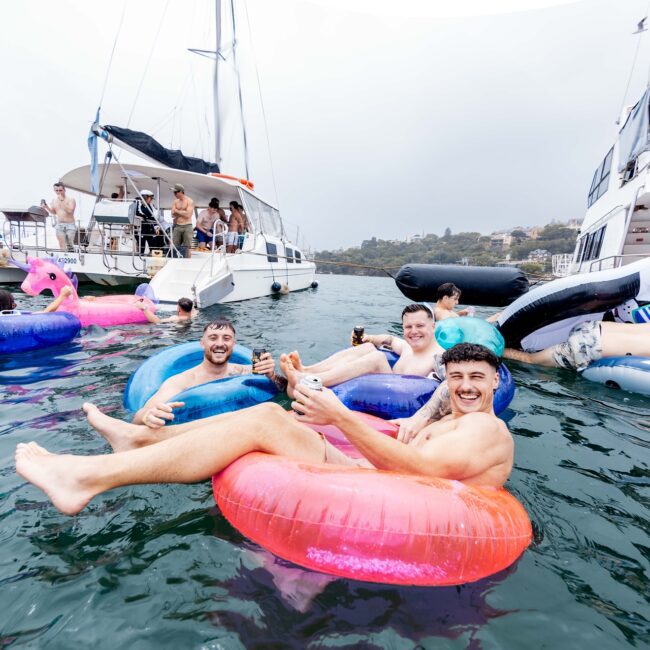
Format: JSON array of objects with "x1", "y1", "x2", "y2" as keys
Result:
[
  {"x1": 271, "y1": 282, "x2": 282, "y2": 293},
  {"x1": 310, "y1": 281, "x2": 319, "y2": 289}
]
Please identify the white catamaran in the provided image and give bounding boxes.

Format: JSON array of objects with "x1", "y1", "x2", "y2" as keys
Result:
[{"x1": 0, "y1": 1, "x2": 316, "y2": 307}]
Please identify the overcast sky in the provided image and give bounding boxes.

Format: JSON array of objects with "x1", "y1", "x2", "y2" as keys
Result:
[{"x1": 1, "y1": 0, "x2": 649, "y2": 250}]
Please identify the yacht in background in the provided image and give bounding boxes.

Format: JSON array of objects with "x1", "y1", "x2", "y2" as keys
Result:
[{"x1": 0, "y1": 0, "x2": 316, "y2": 306}]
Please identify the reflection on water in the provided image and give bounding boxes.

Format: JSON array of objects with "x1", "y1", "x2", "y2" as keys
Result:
[{"x1": 1, "y1": 275, "x2": 648, "y2": 647}]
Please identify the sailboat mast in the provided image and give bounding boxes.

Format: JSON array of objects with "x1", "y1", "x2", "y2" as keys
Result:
[{"x1": 214, "y1": 0, "x2": 222, "y2": 166}]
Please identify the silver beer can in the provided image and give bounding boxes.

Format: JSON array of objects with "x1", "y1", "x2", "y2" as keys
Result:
[
  {"x1": 300, "y1": 375, "x2": 323, "y2": 391},
  {"x1": 294, "y1": 374, "x2": 322, "y2": 415}
]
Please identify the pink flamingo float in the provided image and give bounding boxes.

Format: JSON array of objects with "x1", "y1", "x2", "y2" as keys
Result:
[{"x1": 15, "y1": 257, "x2": 157, "y2": 327}]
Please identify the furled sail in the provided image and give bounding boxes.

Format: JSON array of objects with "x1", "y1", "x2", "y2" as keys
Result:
[{"x1": 97, "y1": 124, "x2": 220, "y2": 174}]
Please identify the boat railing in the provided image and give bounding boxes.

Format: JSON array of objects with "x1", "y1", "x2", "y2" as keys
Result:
[
  {"x1": 589, "y1": 254, "x2": 649, "y2": 272},
  {"x1": 189, "y1": 222, "x2": 230, "y2": 290},
  {"x1": 551, "y1": 253, "x2": 573, "y2": 277}
]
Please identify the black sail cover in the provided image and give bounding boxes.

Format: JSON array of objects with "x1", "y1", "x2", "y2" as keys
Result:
[
  {"x1": 104, "y1": 125, "x2": 220, "y2": 174},
  {"x1": 395, "y1": 264, "x2": 529, "y2": 307}
]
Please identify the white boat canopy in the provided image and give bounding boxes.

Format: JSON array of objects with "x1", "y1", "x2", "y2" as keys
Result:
[{"x1": 60, "y1": 163, "x2": 273, "y2": 210}]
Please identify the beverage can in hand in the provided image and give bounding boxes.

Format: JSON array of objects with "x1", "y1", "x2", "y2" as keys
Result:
[
  {"x1": 293, "y1": 374, "x2": 322, "y2": 414},
  {"x1": 251, "y1": 348, "x2": 266, "y2": 373},
  {"x1": 352, "y1": 325, "x2": 365, "y2": 346},
  {"x1": 466, "y1": 306, "x2": 476, "y2": 317}
]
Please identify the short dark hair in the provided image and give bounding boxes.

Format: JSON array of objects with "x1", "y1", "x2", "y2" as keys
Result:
[
  {"x1": 177, "y1": 297, "x2": 193, "y2": 313},
  {"x1": 0, "y1": 289, "x2": 15, "y2": 311},
  {"x1": 401, "y1": 303, "x2": 433, "y2": 319},
  {"x1": 437, "y1": 283, "x2": 461, "y2": 300},
  {"x1": 441, "y1": 342, "x2": 500, "y2": 369},
  {"x1": 53, "y1": 182, "x2": 65, "y2": 189},
  {"x1": 203, "y1": 318, "x2": 235, "y2": 335},
  {"x1": 209, "y1": 198, "x2": 219, "y2": 209}
]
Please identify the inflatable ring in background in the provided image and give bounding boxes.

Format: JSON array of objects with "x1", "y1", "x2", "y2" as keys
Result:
[
  {"x1": 435, "y1": 316, "x2": 505, "y2": 357},
  {"x1": 0, "y1": 312, "x2": 81, "y2": 354},
  {"x1": 580, "y1": 356, "x2": 650, "y2": 395},
  {"x1": 496, "y1": 257, "x2": 650, "y2": 349},
  {"x1": 123, "y1": 342, "x2": 278, "y2": 423}
]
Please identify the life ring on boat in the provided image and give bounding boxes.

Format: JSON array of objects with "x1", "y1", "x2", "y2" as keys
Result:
[
  {"x1": 209, "y1": 173, "x2": 255, "y2": 190},
  {"x1": 0, "y1": 311, "x2": 81, "y2": 354},
  {"x1": 496, "y1": 257, "x2": 650, "y2": 349},
  {"x1": 580, "y1": 356, "x2": 650, "y2": 395},
  {"x1": 123, "y1": 341, "x2": 278, "y2": 423},
  {"x1": 212, "y1": 412, "x2": 532, "y2": 586}
]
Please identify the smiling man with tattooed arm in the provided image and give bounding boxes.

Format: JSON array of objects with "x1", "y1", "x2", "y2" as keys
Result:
[{"x1": 134, "y1": 318, "x2": 286, "y2": 427}]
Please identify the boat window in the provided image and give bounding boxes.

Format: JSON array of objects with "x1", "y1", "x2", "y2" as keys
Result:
[
  {"x1": 240, "y1": 192, "x2": 283, "y2": 238},
  {"x1": 266, "y1": 242, "x2": 278, "y2": 262},
  {"x1": 593, "y1": 225, "x2": 607, "y2": 259},
  {"x1": 582, "y1": 233, "x2": 595, "y2": 262},
  {"x1": 587, "y1": 146, "x2": 613, "y2": 208},
  {"x1": 576, "y1": 236, "x2": 587, "y2": 263},
  {"x1": 295, "y1": 250, "x2": 302, "y2": 264},
  {"x1": 285, "y1": 246, "x2": 294, "y2": 263}
]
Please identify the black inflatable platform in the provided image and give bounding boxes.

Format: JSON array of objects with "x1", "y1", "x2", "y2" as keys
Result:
[{"x1": 395, "y1": 264, "x2": 529, "y2": 307}]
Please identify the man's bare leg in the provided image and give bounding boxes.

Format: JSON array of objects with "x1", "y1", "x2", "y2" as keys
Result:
[
  {"x1": 83, "y1": 403, "x2": 249, "y2": 452},
  {"x1": 281, "y1": 351, "x2": 392, "y2": 397},
  {"x1": 289, "y1": 342, "x2": 378, "y2": 374},
  {"x1": 55, "y1": 232, "x2": 66, "y2": 250},
  {"x1": 600, "y1": 322, "x2": 650, "y2": 357},
  {"x1": 16, "y1": 403, "x2": 328, "y2": 516}
]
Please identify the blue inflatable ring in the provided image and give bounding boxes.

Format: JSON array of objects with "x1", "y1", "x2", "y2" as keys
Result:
[
  {"x1": 331, "y1": 348, "x2": 514, "y2": 419},
  {"x1": 123, "y1": 342, "x2": 278, "y2": 423},
  {"x1": 435, "y1": 317, "x2": 505, "y2": 357},
  {"x1": 580, "y1": 356, "x2": 650, "y2": 395},
  {"x1": 0, "y1": 311, "x2": 81, "y2": 354}
]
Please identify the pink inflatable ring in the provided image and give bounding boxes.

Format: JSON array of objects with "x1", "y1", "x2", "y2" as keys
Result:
[{"x1": 212, "y1": 428, "x2": 532, "y2": 586}]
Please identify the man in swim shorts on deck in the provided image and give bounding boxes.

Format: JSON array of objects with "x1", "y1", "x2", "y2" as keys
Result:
[
  {"x1": 131, "y1": 318, "x2": 285, "y2": 427},
  {"x1": 281, "y1": 303, "x2": 446, "y2": 397},
  {"x1": 15, "y1": 343, "x2": 514, "y2": 515},
  {"x1": 502, "y1": 320, "x2": 650, "y2": 371}
]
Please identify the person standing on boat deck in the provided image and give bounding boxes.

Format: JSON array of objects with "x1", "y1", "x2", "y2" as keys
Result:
[
  {"x1": 135, "y1": 190, "x2": 159, "y2": 255},
  {"x1": 170, "y1": 183, "x2": 195, "y2": 258},
  {"x1": 503, "y1": 320, "x2": 650, "y2": 371},
  {"x1": 226, "y1": 201, "x2": 244, "y2": 253},
  {"x1": 195, "y1": 198, "x2": 225, "y2": 251},
  {"x1": 42, "y1": 182, "x2": 77, "y2": 251}
]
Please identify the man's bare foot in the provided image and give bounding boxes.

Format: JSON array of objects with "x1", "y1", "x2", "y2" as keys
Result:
[
  {"x1": 83, "y1": 402, "x2": 144, "y2": 452},
  {"x1": 280, "y1": 354, "x2": 305, "y2": 399},
  {"x1": 15, "y1": 442, "x2": 96, "y2": 515},
  {"x1": 288, "y1": 350, "x2": 306, "y2": 372}
]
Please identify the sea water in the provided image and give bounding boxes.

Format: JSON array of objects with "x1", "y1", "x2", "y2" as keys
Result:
[{"x1": 0, "y1": 274, "x2": 648, "y2": 648}]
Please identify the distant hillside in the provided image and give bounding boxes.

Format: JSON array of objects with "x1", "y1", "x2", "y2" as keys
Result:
[{"x1": 314, "y1": 223, "x2": 577, "y2": 277}]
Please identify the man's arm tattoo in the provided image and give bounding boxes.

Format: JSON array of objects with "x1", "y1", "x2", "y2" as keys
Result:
[
  {"x1": 227, "y1": 364, "x2": 251, "y2": 377},
  {"x1": 419, "y1": 383, "x2": 451, "y2": 423},
  {"x1": 271, "y1": 373, "x2": 288, "y2": 392}
]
